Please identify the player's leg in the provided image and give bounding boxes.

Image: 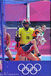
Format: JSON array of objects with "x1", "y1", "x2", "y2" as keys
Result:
[
  {"x1": 15, "y1": 54, "x2": 19, "y2": 61},
  {"x1": 18, "y1": 47, "x2": 26, "y2": 61},
  {"x1": 15, "y1": 54, "x2": 25, "y2": 61},
  {"x1": 27, "y1": 52, "x2": 37, "y2": 61},
  {"x1": 34, "y1": 53, "x2": 41, "y2": 61},
  {"x1": 19, "y1": 55, "x2": 25, "y2": 61},
  {"x1": 15, "y1": 47, "x2": 25, "y2": 61},
  {"x1": 5, "y1": 48, "x2": 13, "y2": 61}
]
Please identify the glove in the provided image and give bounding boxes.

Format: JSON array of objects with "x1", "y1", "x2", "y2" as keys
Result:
[
  {"x1": 15, "y1": 36, "x2": 20, "y2": 42},
  {"x1": 37, "y1": 53, "x2": 41, "y2": 57}
]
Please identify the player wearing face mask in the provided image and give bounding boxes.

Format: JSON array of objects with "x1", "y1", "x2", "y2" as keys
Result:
[
  {"x1": 15, "y1": 29, "x2": 46, "y2": 61},
  {"x1": 15, "y1": 19, "x2": 34, "y2": 60}
]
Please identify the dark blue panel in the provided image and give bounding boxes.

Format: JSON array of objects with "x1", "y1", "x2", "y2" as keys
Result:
[
  {"x1": 4, "y1": 0, "x2": 40, "y2": 4},
  {"x1": 1, "y1": 61, "x2": 50, "y2": 76},
  {"x1": 0, "y1": 1, "x2": 1, "y2": 26}
]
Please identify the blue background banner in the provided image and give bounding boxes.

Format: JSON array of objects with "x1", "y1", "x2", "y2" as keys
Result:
[
  {"x1": 0, "y1": 61, "x2": 51, "y2": 76},
  {"x1": 4, "y1": 0, "x2": 40, "y2": 4},
  {"x1": 0, "y1": 1, "x2": 1, "y2": 25}
]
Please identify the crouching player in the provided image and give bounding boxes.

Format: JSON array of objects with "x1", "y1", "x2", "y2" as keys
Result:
[
  {"x1": 15, "y1": 30, "x2": 46, "y2": 61},
  {"x1": 4, "y1": 26, "x2": 13, "y2": 61}
]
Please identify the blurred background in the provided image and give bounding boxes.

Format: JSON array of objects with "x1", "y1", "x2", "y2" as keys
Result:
[{"x1": 0, "y1": 0, "x2": 50, "y2": 62}]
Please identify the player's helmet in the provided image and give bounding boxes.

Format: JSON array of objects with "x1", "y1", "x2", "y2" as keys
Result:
[{"x1": 22, "y1": 19, "x2": 30, "y2": 25}]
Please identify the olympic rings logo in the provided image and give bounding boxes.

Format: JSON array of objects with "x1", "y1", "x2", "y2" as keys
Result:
[{"x1": 18, "y1": 63, "x2": 42, "y2": 75}]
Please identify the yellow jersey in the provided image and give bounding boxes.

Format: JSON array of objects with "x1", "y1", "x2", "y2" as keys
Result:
[{"x1": 16, "y1": 27, "x2": 34, "y2": 44}]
